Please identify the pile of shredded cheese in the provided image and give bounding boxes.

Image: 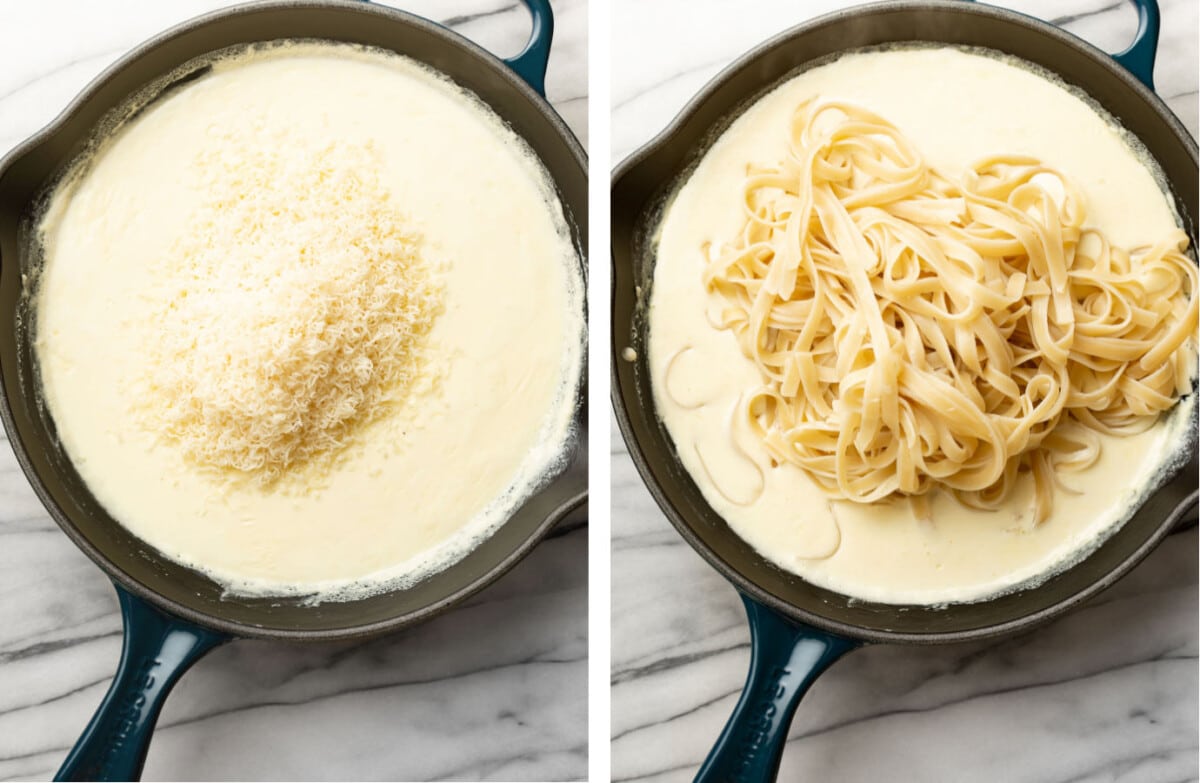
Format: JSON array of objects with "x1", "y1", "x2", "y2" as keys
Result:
[{"x1": 133, "y1": 127, "x2": 443, "y2": 481}]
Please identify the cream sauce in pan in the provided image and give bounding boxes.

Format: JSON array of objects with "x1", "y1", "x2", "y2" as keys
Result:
[
  {"x1": 35, "y1": 43, "x2": 583, "y2": 600},
  {"x1": 649, "y1": 47, "x2": 1195, "y2": 605}
]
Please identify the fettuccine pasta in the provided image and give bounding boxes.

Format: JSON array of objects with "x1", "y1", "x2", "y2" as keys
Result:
[{"x1": 704, "y1": 99, "x2": 1198, "y2": 524}]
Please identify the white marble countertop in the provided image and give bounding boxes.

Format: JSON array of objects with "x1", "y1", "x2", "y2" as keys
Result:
[
  {"x1": 611, "y1": 1, "x2": 1198, "y2": 782},
  {"x1": 0, "y1": 1, "x2": 587, "y2": 780}
]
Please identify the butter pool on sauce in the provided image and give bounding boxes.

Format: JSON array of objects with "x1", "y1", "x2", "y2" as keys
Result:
[{"x1": 649, "y1": 47, "x2": 1194, "y2": 605}]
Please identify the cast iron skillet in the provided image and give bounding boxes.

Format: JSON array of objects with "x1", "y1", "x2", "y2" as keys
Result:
[
  {"x1": 611, "y1": 1, "x2": 1197, "y2": 780},
  {"x1": 0, "y1": 1, "x2": 586, "y2": 779}
]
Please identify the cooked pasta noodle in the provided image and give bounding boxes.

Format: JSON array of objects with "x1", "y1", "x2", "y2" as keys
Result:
[{"x1": 704, "y1": 99, "x2": 1198, "y2": 524}]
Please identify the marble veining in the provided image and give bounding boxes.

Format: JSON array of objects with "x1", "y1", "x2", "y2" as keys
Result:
[
  {"x1": 611, "y1": 1, "x2": 1198, "y2": 781},
  {"x1": 0, "y1": 1, "x2": 587, "y2": 780}
]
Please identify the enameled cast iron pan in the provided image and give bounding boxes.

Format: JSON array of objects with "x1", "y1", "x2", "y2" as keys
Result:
[
  {"x1": 611, "y1": 1, "x2": 1198, "y2": 780},
  {"x1": 0, "y1": 1, "x2": 587, "y2": 779}
]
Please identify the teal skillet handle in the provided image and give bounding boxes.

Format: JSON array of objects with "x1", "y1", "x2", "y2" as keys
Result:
[
  {"x1": 958, "y1": 0, "x2": 1160, "y2": 91},
  {"x1": 357, "y1": 0, "x2": 554, "y2": 97},
  {"x1": 55, "y1": 584, "x2": 230, "y2": 782},
  {"x1": 695, "y1": 595, "x2": 860, "y2": 783},
  {"x1": 503, "y1": 0, "x2": 554, "y2": 97},
  {"x1": 1111, "y1": 0, "x2": 1160, "y2": 91}
]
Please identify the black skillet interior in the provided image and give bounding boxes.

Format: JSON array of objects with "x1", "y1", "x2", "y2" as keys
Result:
[
  {"x1": 612, "y1": 0, "x2": 1199, "y2": 644},
  {"x1": 0, "y1": 1, "x2": 587, "y2": 640}
]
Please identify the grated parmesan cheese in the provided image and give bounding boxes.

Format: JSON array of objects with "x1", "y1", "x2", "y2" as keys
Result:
[{"x1": 132, "y1": 126, "x2": 443, "y2": 481}]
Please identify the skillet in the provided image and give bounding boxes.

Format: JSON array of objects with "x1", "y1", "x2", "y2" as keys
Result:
[
  {"x1": 610, "y1": 1, "x2": 1197, "y2": 780},
  {"x1": 0, "y1": 0, "x2": 587, "y2": 779}
]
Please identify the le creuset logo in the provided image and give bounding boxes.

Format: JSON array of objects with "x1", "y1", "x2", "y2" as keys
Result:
[
  {"x1": 732, "y1": 664, "x2": 791, "y2": 781},
  {"x1": 80, "y1": 656, "x2": 160, "y2": 777}
]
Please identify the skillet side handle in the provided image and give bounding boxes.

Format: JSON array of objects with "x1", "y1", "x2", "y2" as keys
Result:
[
  {"x1": 695, "y1": 595, "x2": 859, "y2": 783},
  {"x1": 503, "y1": 0, "x2": 554, "y2": 97},
  {"x1": 1111, "y1": 0, "x2": 1160, "y2": 91},
  {"x1": 55, "y1": 584, "x2": 230, "y2": 782},
  {"x1": 959, "y1": 0, "x2": 1160, "y2": 91}
]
